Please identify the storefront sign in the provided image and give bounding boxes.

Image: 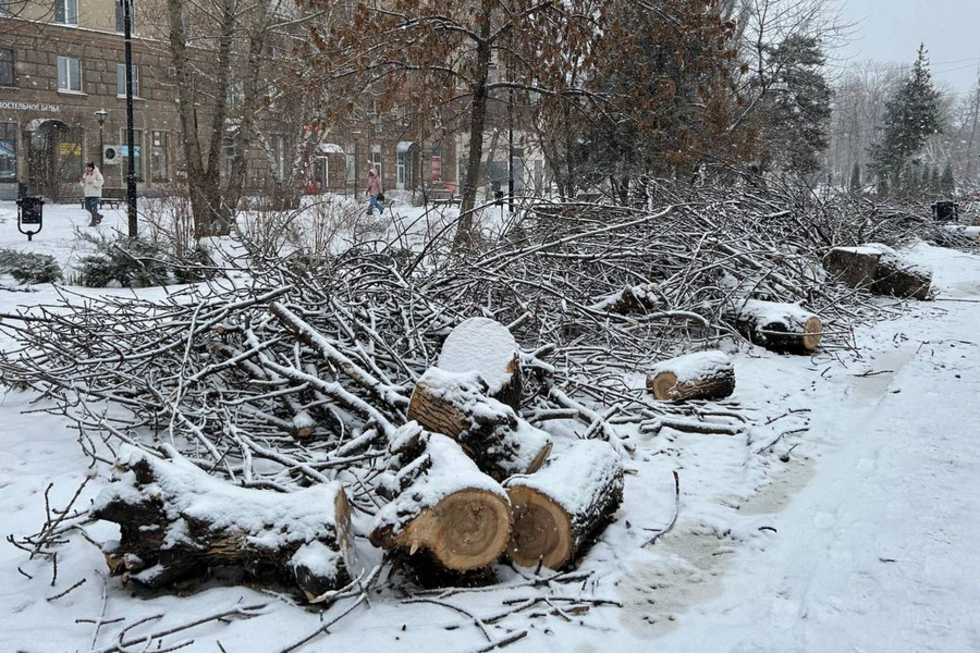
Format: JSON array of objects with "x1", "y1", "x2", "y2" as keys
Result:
[{"x1": 0, "y1": 101, "x2": 61, "y2": 113}]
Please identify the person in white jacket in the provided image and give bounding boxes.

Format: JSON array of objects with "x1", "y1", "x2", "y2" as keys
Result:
[{"x1": 80, "y1": 162, "x2": 105, "y2": 226}]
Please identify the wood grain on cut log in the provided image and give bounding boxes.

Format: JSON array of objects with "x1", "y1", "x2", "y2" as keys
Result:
[
  {"x1": 370, "y1": 424, "x2": 511, "y2": 572},
  {"x1": 505, "y1": 440, "x2": 623, "y2": 570},
  {"x1": 731, "y1": 299, "x2": 822, "y2": 355},
  {"x1": 437, "y1": 317, "x2": 523, "y2": 412},
  {"x1": 91, "y1": 446, "x2": 352, "y2": 603},
  {"x1": 823, "y1": 247, "x2": 882, "y2": 289},
  {"x1": 647, "y1": 350, "x2": 736, "y2": 402},
  {"x1": 407, "y1": 368, "x2": 552, "y2": 480}
]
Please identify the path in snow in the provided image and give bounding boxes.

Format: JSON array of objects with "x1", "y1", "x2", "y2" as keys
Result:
[{"x1": 646, "y1": 244, "x2": 980, "y2": 653}]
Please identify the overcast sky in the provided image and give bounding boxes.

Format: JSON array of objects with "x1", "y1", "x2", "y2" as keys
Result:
[{"x1": 836, "y1": 0, "x2": 980, "y2": 92}]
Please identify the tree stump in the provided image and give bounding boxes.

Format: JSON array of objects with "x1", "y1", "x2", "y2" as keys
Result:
[
  {"x1": 872, "y1": 247, "x2": 932, "y2": 300},
  {"x1": 438, "y1": 317, "x2": 523, "y2": 412},
  {"x1": 731, "y1": 299, "x2": 822, "y2": 355},
  {"x1": 91, "y1": 446, "x2": 353, "y2": 603},
  {"x1": 370, "y1": 424, "x2": 512, "y2": 572},
  {"x1": 505, "y1": 440, "x2": 624, "y2": 570},
  {"x1": 407, "y1": 368, "x2": 552, "y2": 480},
  {"x1": 823, "y1": 246, "x2": 882, "y2": 289},
  {"x1": 647, "y1": 350, "x2": 736, "y2": 402}
]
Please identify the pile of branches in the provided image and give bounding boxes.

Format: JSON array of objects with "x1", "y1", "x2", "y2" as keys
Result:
[{"x1": 0, "y1": 182, "x2": 963, "y2": 598}]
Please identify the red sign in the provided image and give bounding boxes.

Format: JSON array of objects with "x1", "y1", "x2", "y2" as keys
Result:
[{"x1": 431, "y1": 156, "x2": 442, "y2": 182}]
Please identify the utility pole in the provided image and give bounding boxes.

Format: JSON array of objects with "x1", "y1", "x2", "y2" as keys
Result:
[{"x1": 122, "y1": 0, "x2": 138, "y2": 238}]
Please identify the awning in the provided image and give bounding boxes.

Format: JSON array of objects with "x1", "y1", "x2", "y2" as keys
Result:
[
  {"x1": 319, "y1": 143, "x2": 345, "y2": 154},
  {"x1": 396, "y1": 141, "x2": 416, "y2": 153}
]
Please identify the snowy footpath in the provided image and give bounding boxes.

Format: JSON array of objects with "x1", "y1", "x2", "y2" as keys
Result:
[{"x1": 1, "y1": 204, "x2": 979, "y2": 652}]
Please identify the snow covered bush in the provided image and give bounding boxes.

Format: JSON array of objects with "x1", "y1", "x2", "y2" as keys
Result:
[{"x1": 0, "y1": 248, "x2": 63, "y2": 284}]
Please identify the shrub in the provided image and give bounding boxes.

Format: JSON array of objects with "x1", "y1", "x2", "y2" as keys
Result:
[{"x1": 0, "y1": 249, "x2": 63, "y2": 284}]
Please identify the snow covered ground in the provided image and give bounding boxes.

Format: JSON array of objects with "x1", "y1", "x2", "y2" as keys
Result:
[{"x1": 1, "y1": 202, "x2": 979, "y2": 652}]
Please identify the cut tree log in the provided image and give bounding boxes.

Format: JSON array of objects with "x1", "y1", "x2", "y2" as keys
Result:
[
  {"x1": 647, "y1": 350, "x2": 736, "y2": 402},
  {"x1": 823, "y1": 244, "x2": 932, "y2": 300},
  {"x1": 731, "y1": 299, "x2": 822, "y2": 355},
  {"x1": 407, "y1": 368, "x2": 552, "y2": 481},
  {"x1": 505, "y1": 440, "x2": 623, "y2": 570},
  {"x1": 591, "y1": 283, "x2": 663, "y2": 315},
  {"x1": 437, "y1": 317, "x2": 523, "y2": 412},
  {"x1": 871, "y1": 246, "x2": 932, "y2": 300},
  {"x1": 823, "y1": 246, "x2": 882, "y2": 289},
  {"x1": 370, "y1": 424, "x2": 512, "y2": 572},
  {"x1": 91, "y1": 446, "x2": 353, "y2": 603}
]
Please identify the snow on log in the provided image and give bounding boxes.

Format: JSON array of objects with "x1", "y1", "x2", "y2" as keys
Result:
[
  {"x1": 731, "y1": 299, "x2": 822, "y2": 354},
  {"x1": 591, "y1": 283, "x2": 663, "y2": 315},
  {"x1": 407, "y1": 368, "x2": 552, "y2": 480},
  {"x1": 91, "y1": 446, "x2": 353, "y2": 602},
  {"x1": 370, "y1": 424, "x2": 512, "y2": 572},
  {"x1": 823, "y1": 246, "x2": 882, "y2": 289},
  {"x1": 437, "y1": 317, "x2": 522, "y2": 412},
  {"x1": 647, "y1": 350, "x2": 735, "y2": 402},
  {"x1": 823, "y1": 245, "x2": 932, "y2": 300},
  {"x1": 870, "y1": 245, "x2": 932, "y2": 300},
  {"x1": 504, "y1": 440, "x2": 623, "y2": 570}
]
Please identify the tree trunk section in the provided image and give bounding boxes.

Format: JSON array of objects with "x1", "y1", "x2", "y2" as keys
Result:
[
  {"x1": 437, "y1": 317, "x2": 522, "y2": 412},
  {"x1": 505, "y1": 440, "x2": 623, "y2": 570},
  {"x1": 370, "y1": 426, "x2": 511, "y2": 572},
  {"x1": 407, "y1": 368, "x2": 551, "y2": 480},
  {"x1": 823, "y1": 246, "x2": 882, "y2": 289},
  {"x1": 647, "y1": 350, "x2": 735, "y2": 402},
  {"x1": 91, "y1": 446, "x2": 352, "y2": 603},
  {"x1": 872, "y1": 250, "x2": 932, "y2": 300},
  {"x1": 731, "y1": 299, "x2": 822, "y2": 355}
]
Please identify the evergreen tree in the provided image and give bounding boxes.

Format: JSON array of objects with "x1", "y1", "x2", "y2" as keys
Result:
[
  {"x1": 930, "y1": 165, "x2": 941, "y2": 193},
  {"x1": 869, "y1": 45, "x2": 943, "y2": 179},
  {"x1": 878, "y1": 176, "x2": 890, "y2": 199},
  {"x1": 849, "y1": 162, "x2": 862, "y2": 192},
  {"x1": 941, "y1": 161, "x2": 956, "y2": 194}
]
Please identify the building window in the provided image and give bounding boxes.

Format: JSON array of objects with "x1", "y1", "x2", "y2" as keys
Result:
[
  {"x1": 57, "y1": 56, "x2": 82, "y2": 93},
  {"x1": 151, "y1": 131, "x2": 169, "y2": 182},
  {"x1": 121, "y1": 129, "x2": 143, "y2": 182},
  {"x1": 54, "y1": 0, "x2": 78, "y2": 25},
  {"x1": 371, "y1": 150, "x2": 382, "y2": 178},
  {"x1": 396, "y1": 151, "x2": 406, "y2": 187},
  {"x1": 271, "y1": 135, "x2": 287, "y2": 181},
  {"x1": 117, "y1": 63, "x2": 140, "y2": 97},
  {"x1": 0, "y1": 49, "x2": 13, "y2": 87},
  {"x1": 115, "y1": 1, "x2": 135, "y2": 33},
  {"x1": 0, "y1": 0, "x2": 11, "y2": 16},
  {"x1": 0, "y1": 123, "x2": 16, "y2": 181},
  {"x1": 344, "y1": 146, "x2": 355, "y2": 187},
  {"x1": 222, "y1": 135, "x2": 236, "y2": 177}
]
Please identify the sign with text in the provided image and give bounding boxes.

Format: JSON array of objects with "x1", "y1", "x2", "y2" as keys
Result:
[{"x1": 0, "y1": 101, "x2": 61, "y2": 113}]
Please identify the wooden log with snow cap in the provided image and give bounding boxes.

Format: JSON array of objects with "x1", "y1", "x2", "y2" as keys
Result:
[
  {"x1": 823, "y1": 246, "x2": 882, "y2": 289},
  {"x1": 730, "y1": 299, "x2": 822, "y2": 355},
  {"x1": 505, "y1": 440, "x2": 624, "y2": 570},
  {"x1": 437, "y1": 316, "x2": 523, "y2": 412},
  {"x1": 870, "y1": 245, "x2": 932, "y2": 300},
  {"x1": 591, "y1": 283, "x2": 663, "y2": 315},
  {"x1": 407, "y1": 368, "x2": 552, "y2": 481},
  {"x1": 647, "y1": 350, "x2": 735, "y2": 402},
  {"x1": 90, "y1": 446, "x2": 352, "y2": 603},
  {"x1": 370, "y1": 424, "x2": 512, "y2": 572}
]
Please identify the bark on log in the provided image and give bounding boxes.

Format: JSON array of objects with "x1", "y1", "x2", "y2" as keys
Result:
[
  {"x1": 370, "y1": 424, "x2": 511, "y2": 572},
  {"x1": 647, "y1": 351, "x2": 736, "y2": 402},
  {"x1": 872, "y1": 248, "x2": 932, "y2": 300},
  {"x1": 437, "y1": 317, "x2": 522, "y2": 412},
  {"x1": 91, "y1": 446, "x2": 352, "y2": 603},
  {"x1": 591, "y1": 283, "x2": 663, "y2": 315},
  {"x1": 731, "y1": 299, "x2": 822, "y2": 355},
  {"x1": 505, "y1": 440, "x2": 623, "y2": 570},
  {"x1": 407, "y1": 368, "x2": 552, "y2": 481},
  {"x1": 823, "y1": 246, "x2": 882, "y2": 289}
]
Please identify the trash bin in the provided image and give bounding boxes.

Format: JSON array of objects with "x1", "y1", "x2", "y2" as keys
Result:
[{"x1": 932, "y1": 201, "x2": 959, "y2": 221}]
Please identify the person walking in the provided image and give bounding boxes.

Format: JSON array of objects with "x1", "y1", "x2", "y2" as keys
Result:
[
  {"x1": 80, "y1": 162, "x2": 105, "y2": 226},
  {"x1": 366, "y1": 168, "x2": 385, "y2": 216}
]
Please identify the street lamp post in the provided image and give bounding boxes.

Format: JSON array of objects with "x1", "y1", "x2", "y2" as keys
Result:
[
  {"x1": 94, "y1": 109, "x2": 108, "y2": 171},
  {"x1": 121, "y1": 0, "x2": 137, "y2": 238}
]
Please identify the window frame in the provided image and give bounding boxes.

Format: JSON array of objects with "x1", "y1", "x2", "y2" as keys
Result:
[
  {"x1": 54, "y1": 0, "x2": 78, "y2": 26},
  {"x1": 57, "y1": 56, "x2": 83, "y2": 93},
  {"x1": 150, "y1": 131, "x2": 169, "y2": 183},
  {"x1": 0, "y1": 122, "x2": 17, "y2": 182},
  {"x1": 116, "y1": 63, "x2": 140, "y2": 98},
  {"x1": 0, "y1": 49, "x2": 14, "y2": 88}
]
